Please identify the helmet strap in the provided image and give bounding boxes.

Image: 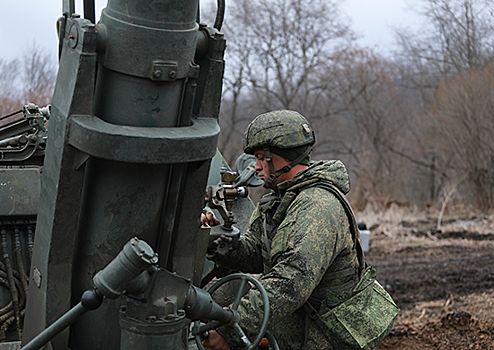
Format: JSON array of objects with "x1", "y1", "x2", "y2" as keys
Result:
[{"x1": 263, "y1": 146, "x2": 312, "y2": 189}]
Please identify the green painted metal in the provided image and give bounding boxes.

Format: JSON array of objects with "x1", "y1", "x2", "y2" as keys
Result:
[
  {"x1": 194, "y1": 274, "x2": 270, "y2": 350},
  {"x1": 0, "y1": 0, "x2": 265, "y2": 348},
  {"x1": 0, "y1": 168, "x2": 40, "y2": 217},
  {"x1": 21, "y1": 15, "x2": 98, "y2": 350},
  {"x1": 21, "y1": 237, "x2": 156, "y2": 350},
  {"x1": 21, "y1": 302, "x2": 87, "y2": 350},
  {"x1": 20, "y1": 0, "x2": 229, "y2": 349},
  {"x1": 68, "y1": 115, "x2": 219, "y2": 164}
]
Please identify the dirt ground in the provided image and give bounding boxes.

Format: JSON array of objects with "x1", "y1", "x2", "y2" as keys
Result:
[{"x1": 361, "y1": 210, "x2": 494, "y2": 350}]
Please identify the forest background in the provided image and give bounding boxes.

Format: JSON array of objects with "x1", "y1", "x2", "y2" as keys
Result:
[{"x1": 2, "y1": 0, "x2": 494, "y2": 215}]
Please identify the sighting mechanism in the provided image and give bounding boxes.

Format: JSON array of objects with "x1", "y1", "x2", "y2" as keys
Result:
[
  {"x1": 204, "y1": 154, "x2": 262, "y2": 256},
  {"x1": 204, "y1": 168, "x2": 246, "y2": 255},
  {"x1": 205, "y1": 167, "x2": 248, "y2": 230}
]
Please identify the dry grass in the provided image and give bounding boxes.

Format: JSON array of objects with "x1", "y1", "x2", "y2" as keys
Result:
[{"x1": 355, "y1": 206, "x2": 494, "y2": 238}]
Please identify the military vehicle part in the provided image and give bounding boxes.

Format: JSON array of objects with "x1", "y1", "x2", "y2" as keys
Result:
[
  {"x1": 22, "y1": 0, "x2": 227, "y2": 349},
  {"x1": 204, "y1": 168, "x2": 246, "y2": 255},
  {"x1": 0, "y1": 103, "x2": 49, "y2": 342},
  {"x1": 213, "y1": 0, "x2": 226, "y2": 31},
  {"x1": 205, "y1": 168, "x2": 248, "y2": 229},
  {"x1": 118, "y1": 263, "x2": 246, "y2": 350},
  {"x1": 21, "y1": 233, "x2": 251, "y2": 350},
  {"x1": 193, "y1": 273, "x2": 270, "y2": 350},
  {"x1": 21, "y1": 237, "x2": 157, "y2": 350},
  {"x1": 92, "y1": 237, "x2": 158, "y2": 299},
  {"x1": 208, "y1": 231, "x2": 240, "y2": 256},
  {"x1": 233, "y1": 153, "x2": 263, "y2": 188},
  {"x1": 20, "y1": 291, "x2": 101, "y2": 350},
  {"x1": 0, "y1": 104, "x2": 48, "y2": 164}
]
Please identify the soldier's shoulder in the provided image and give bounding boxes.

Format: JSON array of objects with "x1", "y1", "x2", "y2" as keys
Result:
[{"x1": 297, "y1": 185, "x2": 341, "y2": 206}]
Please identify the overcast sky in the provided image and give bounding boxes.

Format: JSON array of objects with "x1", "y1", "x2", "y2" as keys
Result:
[{"x1": 0, "y1": 0, "x2": 419, "y2": 62}]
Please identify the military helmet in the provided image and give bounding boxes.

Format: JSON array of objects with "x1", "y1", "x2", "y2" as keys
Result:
[{"x1": 243, "y1": 110, "x2": 315, "y2": 155}]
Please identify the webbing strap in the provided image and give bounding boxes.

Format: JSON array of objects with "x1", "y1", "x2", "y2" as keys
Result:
[
  {"x1": 263, "y1": 218, "x2": 273, "y2": 274},
  {"x1": 315, "y1": 180, "x2": 366, "y2": 277},
  {"x1": 302, "y1": 180, "x2": 366, "y2": 348},
  {"x1": 263, "y1": 146, "x2": 313, "y2": 189}
]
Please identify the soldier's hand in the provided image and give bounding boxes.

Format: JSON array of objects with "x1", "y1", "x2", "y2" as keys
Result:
[
  {"x1": 202, "y1": 330, "x2": 230, "y2": 350},
  {"x1": 202, "y1": 212, "x2": 220, "y2": 226}
]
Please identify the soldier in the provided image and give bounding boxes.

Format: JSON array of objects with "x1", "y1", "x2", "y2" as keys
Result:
[{"x1": 203, "y1": 110, "x2": 383, "y2": 350}]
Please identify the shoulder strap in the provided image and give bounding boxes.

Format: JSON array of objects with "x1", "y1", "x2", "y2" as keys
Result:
[
  {"x1": 263, "y1": 179, "x2": 366, "y2": 277},
  {"x1": 302, "y1": 180, "x2": 366, "y2": 348},
  {"x1": 315, "y1": 180, "x2": 366, "y2": 279}
]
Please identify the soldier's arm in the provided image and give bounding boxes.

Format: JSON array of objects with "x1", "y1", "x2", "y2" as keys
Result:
[{"x1": 207, "y1": 205, "x2": 264, "y2": 273}]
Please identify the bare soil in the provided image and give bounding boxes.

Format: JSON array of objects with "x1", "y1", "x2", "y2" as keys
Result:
[{"x1": 363, "y1": 212, "x2": 494, "y2": 350}]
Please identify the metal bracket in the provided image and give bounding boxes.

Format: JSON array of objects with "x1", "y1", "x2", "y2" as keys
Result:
[
  {"x1": 68, "y1": 115, "x2": 220, "y2": 164},
  {"x1": 148, "y1": 61, "x2": 179, "y2": 81}
]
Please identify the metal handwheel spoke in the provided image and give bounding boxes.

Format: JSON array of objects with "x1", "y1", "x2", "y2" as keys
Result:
[
  {"x1": 198, "y1": 320, "x2": 222, "y2": 334},
  {"x1": 232, "y1": 277, "x2": 248, "y2": 310},
  {"x1": 233, "y1": 322, "x2": 252, "y2": 348},
  {"x1": 194, "y1": 273, "x2": 270, "y2": 350}
]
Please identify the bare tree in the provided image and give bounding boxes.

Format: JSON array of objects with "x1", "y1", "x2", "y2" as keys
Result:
[
  {"x1": 311, "y1": 48, "x2": 433, "y2": 209},
  {"x1": 215, "y1": 0, "x2": 354, "y2": 165},
  {"x1": 430, "y1": 64, "x2": 494, "y2": 211},
  {"x1": 21, "y1": 44, "x2": 57, "y2": 106},
  {"x1": 396, "y1": 0, "x2": 494, "y2": 94},
  {"x1": 0, "y1": 44, "x2": 56, "y2": 116},
  {"x1": 209, "y1": 0, "x2": 494, "y2": 212},
  {"x1": 230, "y1": 0, "x2": 353, "y2": 111},
  {"x1": 390, "y1": 0, "x2": 494, "y2": 211},
  {"x1": 0, "y1": 58, "x2": 22, "y2": 115}
]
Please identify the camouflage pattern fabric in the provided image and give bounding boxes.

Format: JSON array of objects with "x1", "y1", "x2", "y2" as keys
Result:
[
  {"x1": 316, "y1": 266, "x2": 399, "y2": 349},
  {"x1": 243, "y1": 110, "x2": 315, "y2": 154},
  {"x1": 209, "y1": 160, "x2": 360, "y2": 349}
]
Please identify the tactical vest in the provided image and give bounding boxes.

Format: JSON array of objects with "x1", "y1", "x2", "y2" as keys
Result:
[
  {"x1": 260, "y1": 179, "x2": 398, "y2": 349},
  {"x1": 258, "y1": 179, "x2": 364, "y2": 304}
]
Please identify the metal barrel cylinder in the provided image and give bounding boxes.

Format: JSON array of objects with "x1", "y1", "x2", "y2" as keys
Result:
[
  {"x1": 119, "y1": 311, "x2": 187, "y2": 350},
  {"x1": 94, "y1": 0, "x2": 200, "y2": 127}
]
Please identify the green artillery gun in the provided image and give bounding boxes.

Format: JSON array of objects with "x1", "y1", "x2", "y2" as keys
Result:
[{"x1": 0, "y1": 0, "x2": 274, "y2": 349}]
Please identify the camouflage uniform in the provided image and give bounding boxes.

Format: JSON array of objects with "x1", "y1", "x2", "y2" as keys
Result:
[{"x1": 210, "y1": 159, "x2": 360, "y2": 349}]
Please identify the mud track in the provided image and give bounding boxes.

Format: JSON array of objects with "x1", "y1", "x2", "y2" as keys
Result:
[{"x1": 367, "y1": 217, "x2": 494, "y2": 350}]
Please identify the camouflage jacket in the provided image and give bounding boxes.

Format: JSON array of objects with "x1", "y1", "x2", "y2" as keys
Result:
[{"x1": 210, "y1": 160, "x2": 360, "y2": 350}]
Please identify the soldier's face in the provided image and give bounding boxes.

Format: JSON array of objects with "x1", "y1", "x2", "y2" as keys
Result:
[
  {"x1": 254, "y1": 149, "x2": 290, "y2": 185},
  {"x1": 254, "y1": 149, "x2": 270, "y2": 181}
]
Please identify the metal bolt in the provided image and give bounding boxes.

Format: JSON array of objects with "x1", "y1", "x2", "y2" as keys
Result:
[
  {"x1": 68, "y1": 25, "x2": 78, "y2": 48},
  {"x1": 153, "y1": 70, "x2": 162, "y2": 79},
  {"x1": 169, "y1": 70, "x2": 177, "y2": 79}
]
